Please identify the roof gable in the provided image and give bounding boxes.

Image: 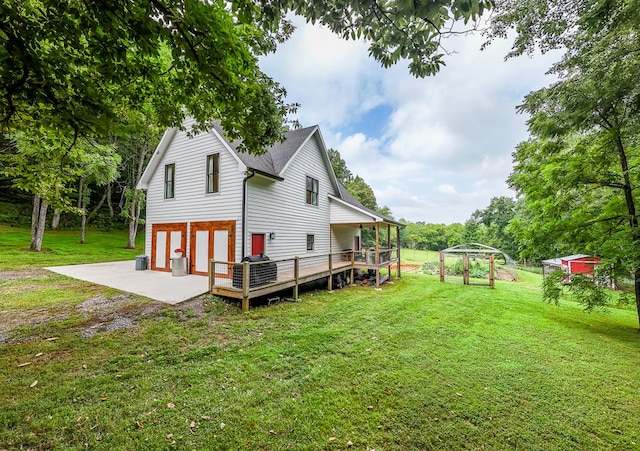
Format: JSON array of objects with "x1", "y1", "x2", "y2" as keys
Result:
[{"x1": 219, "y1": 123, "x2": 319, "y2": 177}]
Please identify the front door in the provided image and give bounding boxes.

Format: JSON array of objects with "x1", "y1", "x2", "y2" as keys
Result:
[
  {"x1": 189, "y1": 221, "x2": 236, "y2": 276},
  {"x1": 251, "y1": 233, "x2": 265, "y2": 256}
]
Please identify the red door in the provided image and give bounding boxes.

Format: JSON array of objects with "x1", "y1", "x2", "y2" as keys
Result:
[{"x1": 251, "y1": 234, "x2": 265, "y2": 255}]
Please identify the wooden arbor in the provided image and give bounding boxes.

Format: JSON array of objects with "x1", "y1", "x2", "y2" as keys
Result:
[{"x1": 439, "y1": 243, "x2": 516, "y2": 288}]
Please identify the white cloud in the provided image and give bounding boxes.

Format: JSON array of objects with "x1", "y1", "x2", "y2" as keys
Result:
[
  {"x1": 261, "y1": 17, "x2": 562, "y2": 224},
  {"x1": 437, "y1": 184, "x2": 458, "y2": 194}
]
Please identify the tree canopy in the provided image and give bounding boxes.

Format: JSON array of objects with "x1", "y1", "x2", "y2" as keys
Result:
[{"x1": 2, "y1": 0, "x2": 492, "y2": 154}]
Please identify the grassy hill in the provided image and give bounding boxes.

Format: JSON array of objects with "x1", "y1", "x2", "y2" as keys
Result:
[{"x1": 1, "y1": 230, "x2": 639, "y2": 449}]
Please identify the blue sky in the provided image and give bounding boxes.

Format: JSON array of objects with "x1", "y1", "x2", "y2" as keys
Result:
[{"x1": 260, "y1": 17, "x2": 561, "y2": 224}]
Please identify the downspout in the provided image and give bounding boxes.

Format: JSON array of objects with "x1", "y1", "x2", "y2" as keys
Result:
[{"x1": 242, "y1": 170, "x2": 256, "y2": 258}]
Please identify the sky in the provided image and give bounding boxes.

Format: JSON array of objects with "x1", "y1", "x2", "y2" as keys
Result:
[{"x1": 260, "y1": 16, "x2": 562, "y2": 225}]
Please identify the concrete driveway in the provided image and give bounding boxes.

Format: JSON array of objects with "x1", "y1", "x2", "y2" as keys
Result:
[{"x1": 46, "y1": 261, "x2": 209, "y2": 304}]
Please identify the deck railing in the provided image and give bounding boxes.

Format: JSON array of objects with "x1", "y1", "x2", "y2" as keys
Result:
[{"x1": 209, "y1": 248, "x2": 400, "y2": 311}]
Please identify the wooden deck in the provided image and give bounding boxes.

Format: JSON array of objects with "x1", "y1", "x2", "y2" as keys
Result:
[{"x1": 209, "y1": 251, "x2": 400, "y2": 311}]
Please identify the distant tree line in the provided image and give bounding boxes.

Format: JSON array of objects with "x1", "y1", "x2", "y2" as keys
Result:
[{"x1": 399, "y1": 196, "x2": 521, "y2": 260}]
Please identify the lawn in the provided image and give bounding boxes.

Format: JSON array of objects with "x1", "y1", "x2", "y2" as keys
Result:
[
  {"x1": 1, "y1": 231, "x2": 639, "y2": 450},
  {"x1": 0, "y1": 225, "x2": 144, "y2": 270}
]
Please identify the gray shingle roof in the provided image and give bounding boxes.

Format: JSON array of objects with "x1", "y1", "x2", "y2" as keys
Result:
[
  {"x1": 337, "y1": 183, "x2": 403, "y2": 226},
  {"x1": 212, "y1": 122, "x2": 317, "y2": 177}
]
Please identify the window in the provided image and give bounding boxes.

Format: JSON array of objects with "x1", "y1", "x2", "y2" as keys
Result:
[
  {"x1": 306, "y1": 176, "x2": 318, "y2": 206},
  {"x1": 306, "y1": 234, "x2": 314, "y2": 251},
  {"x1": 164, "y1": 164, "x2": 175, "y2": 199},
  {"x1": 206, "y1": 154, "x2": 220, "y2": 194}
]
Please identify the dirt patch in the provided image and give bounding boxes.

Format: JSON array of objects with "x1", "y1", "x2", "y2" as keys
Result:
[
  {"x1": 171, "y1": 296, "x2": 211, "y2": 319},
  {"x1": 1, "y1": 268, "x2": 218, "y2": 343},
  {"x1": 82, "y1": 317, "x2": 137, "y2": 338},
  {"x1": 401, "y1": 263, "x2": 422, "y2": 273},
  {"x1": 496, "y1": 268, "x2": 518, "y2": 281},
  {"x1": 0, "y1": 306, "x2": 73, "y2": 339},
  {"x1": 77, "y1": 293, "x2": 145, "y2": 314},
  {"x1": 0, "y1": 268, "x2": 50, "y2": 281},
  {"x1": 76, "y1": 294, "x2": 167, "y2": 337}
]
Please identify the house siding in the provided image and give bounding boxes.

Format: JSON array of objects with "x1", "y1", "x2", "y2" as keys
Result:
[
  {"x1": 331, "y1": 225, "x2": 359, "y2": 253},
  {"x1": 245, "y1": 133, "x2": 336, "y2": 260},
  {"x1": 329, "y1": 199, "x2": 375, "y2": 224},
  {"x1": 144, "y1": 123, "x2": 245, "y2": 259}
]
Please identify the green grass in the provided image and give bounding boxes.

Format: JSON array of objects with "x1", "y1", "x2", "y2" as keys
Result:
[
  {"x1": 2, "y1": 255, "x2": 640, "y2": 450},
  {"x1": 0, "y1": 225, "x2": 144, "y2": 270},
  {"x1": 401, "y1": 248, "x2": 440, "y2": 264}
]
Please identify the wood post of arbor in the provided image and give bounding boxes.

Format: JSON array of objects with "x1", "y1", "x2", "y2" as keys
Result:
[
  {"x1": 489, "y1": 254, "x2": 495, "y2": 289},
  {"x1": 439, "y1": 252, "x2": 445, "y2": 283},
  {"x1": 375, "y1": 223, "x2": 380, "y2": 288},
  {"x1": 396, "y1": 225, "x2": 401, "y2": 279},
  {"x1": 463, "y1": 254, "x2": 470, "y2": 285},
  {"x1": 387, "y1": 223, "x2": 392, "y2": 281}
]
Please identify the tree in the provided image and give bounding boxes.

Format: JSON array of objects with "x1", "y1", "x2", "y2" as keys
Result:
[
  {"x1": 327, "y1": 148, "x2": 353, "y2": 184},
  {"x1": 466, "y1": 196, "x2": 520, "y2": 258},
  {"x1": 344, "y1": 175, "x2": 378, "y2": 210},
  {"x1": 279, "y1": 0, "x2": 493, "y2": 77},
  {"x1": 1, "y1": 0, "x2": 295, "y2": 153},
  {"x1": 445, "y1": 223, "x2": 465, "y2": 247},
  {"x1": 1, "y1": 127, "x2": 96, "y2": 250},
  {"x1": 76, "y1": 145, "x2": 121, "y2": 245},
  {"x1": 488, "y1": 0, "x2": 640, "y2": 327}
]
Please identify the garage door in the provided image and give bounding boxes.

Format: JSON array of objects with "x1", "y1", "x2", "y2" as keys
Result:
[
  {"x1": 189, "y1": 221, "x2": 236, "y2": 276},
  {"x1": 151, "y1": 223, "x2": 187, "y2": 272}
]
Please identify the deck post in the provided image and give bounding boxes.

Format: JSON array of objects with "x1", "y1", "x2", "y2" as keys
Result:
[
  {"x1": 209, "y1": 260, "x2": 214, "y2": 293},
  {"x1": 328, "y1": 253, "x2": 333, "y2": 291},
  {"x1": 489, "y1": 254, "x2": 495, "y2": 289},
  {"x1": 293, "y1": 257, "x2": 299, "y2": 300},
  {"x1": 439, "y1": 252, "x2": 445, "y2": 283},
  {"x1": 242, "y1": 261, "x2": 250, "y2": 312},
  {"x1": 350, "y1": 251, "x2": 354, "y2": 286}
]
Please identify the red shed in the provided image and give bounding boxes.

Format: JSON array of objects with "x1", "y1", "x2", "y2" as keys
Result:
[
  {"x1": 542, "y1": 254, "x2": 600, "y2": 277},
  {"x1": 560, "y1": 254, "x2": 600, "y2": 275}
]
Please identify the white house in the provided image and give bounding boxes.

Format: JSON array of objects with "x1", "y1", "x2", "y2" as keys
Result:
[{"x1": 136, "y1": 119, "x2": 402, "y2": 285}]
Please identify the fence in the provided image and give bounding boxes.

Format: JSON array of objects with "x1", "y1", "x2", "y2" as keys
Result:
[{"x1": 210, "y1": 248, "x2": 400, "y2": 311}]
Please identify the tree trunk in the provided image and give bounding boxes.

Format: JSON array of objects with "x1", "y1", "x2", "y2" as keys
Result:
[
  {"x1": 126, "y1": 142, "x2": 150, "y2": 249},
  {"x1": 31, "y1": 194, "x2": 40, "y2": 246},
  {"x1": 78, "y1": 177, "x2": 86, "y2": 244},
  {"x1": 87, "y1": 184, "x2": 109, "y2": 224},
  {"x1": 127, "y1": 196, "x2": 140, "y2": 249},
  {"x1": 107, "y1": 183, "x2": 114, "y2": 217},
  {"x1": 635, "y1": 269, "x2": 640, "y2": 332},
  {"x1": 31, "y1": 195, "x2": 48, "y2": 251},
  {"x1": 614, "y1": 133, "x2": 640, "y2": 330},
  {"x1": 77, "y1": 178, "x2": 83, "y2": 209},
  {"x1": 51, "y1": 209, "x2": 61, "y2": 229},
  {"x1": 80, "y1": 212, "x2": 86, "y2": 244}
]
